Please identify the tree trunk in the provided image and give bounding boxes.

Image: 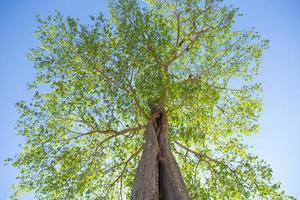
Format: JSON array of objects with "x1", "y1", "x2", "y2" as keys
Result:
[
  {"x1": 131, "y1": 122, "x2": 160, "y2": 200},
  {"x1": 131, "y1": 109, "x2": 190, "y2": 200}
]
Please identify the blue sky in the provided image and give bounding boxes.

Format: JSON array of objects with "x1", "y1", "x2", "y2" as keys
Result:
[{"x1": 0, "y1": 0, "x2": 299, "y2": 199}]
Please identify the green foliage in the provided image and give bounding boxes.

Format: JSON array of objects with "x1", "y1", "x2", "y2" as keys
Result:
[{"x1": 10, "y1": 0, "x2": 294, "y2": 199}]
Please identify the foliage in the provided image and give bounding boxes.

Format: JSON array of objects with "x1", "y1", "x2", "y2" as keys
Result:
[{"x1": 10, "y1": 0, "x2": 294, "y2": 199}]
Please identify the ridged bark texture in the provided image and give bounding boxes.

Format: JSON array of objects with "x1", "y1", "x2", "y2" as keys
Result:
[
  {"x1": 131, "y1": 123, "x2": 160, "y2": 200},
  {"x1": 131, "y1": 110, "x2": 190, "y2": 200}
]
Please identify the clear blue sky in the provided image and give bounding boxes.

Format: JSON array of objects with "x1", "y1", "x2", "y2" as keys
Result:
[{"x1": 0, "y1": 1, "x2": 299, "y2": 199}]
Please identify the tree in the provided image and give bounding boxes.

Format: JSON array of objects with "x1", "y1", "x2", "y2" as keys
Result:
[{"x1": 10, "y1": 0, "x2": 295, "y2": 199}]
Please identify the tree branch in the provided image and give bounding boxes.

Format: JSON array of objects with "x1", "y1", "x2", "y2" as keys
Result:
[
  {"x1": 108, "y1": 145, "x2": 144, "y2": 185},
  {"x1": 79, "y1": 125, "x2": 145, "y2": 137},
  {"x1": 162, "y1": 26, "x2": 215, "y2": 71}
]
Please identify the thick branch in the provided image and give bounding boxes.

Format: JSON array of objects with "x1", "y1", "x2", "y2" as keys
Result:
[
  {"x1": 79, "y1": 125, "x2": 145, "y2": 137},
  {"x1": 175, "y1": 141, "x2": 220, "y2": 164}
]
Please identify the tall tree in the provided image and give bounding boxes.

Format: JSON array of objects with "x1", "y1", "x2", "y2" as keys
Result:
[{"x1": 9, "y1": 0, "x2": 294, "y2": 199}]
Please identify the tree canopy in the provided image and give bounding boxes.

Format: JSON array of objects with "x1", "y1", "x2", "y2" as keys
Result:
[{"x1": 10, "y1": 0, "x2": 294, "y2": 199}]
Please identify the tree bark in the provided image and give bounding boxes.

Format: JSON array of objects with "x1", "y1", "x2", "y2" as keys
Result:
[
  {"x1": 131, "y1": 109, "x2": 190, "y2": 200},
  {"x1": 131, "y1": 123, "x2": 160, "y2": 200}
]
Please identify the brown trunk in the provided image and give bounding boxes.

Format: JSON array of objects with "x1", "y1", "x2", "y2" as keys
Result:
[
  {"x1": 131, "y1": 123, "x2": 160, "y2": 200},
  {"x1": 131, "y1": 109, "x2": 190, "y2": 200}
]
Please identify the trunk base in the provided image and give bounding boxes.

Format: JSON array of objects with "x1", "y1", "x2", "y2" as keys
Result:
[{"x1": 131, "y1": 110, "x2": 190, "y2": 200}]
